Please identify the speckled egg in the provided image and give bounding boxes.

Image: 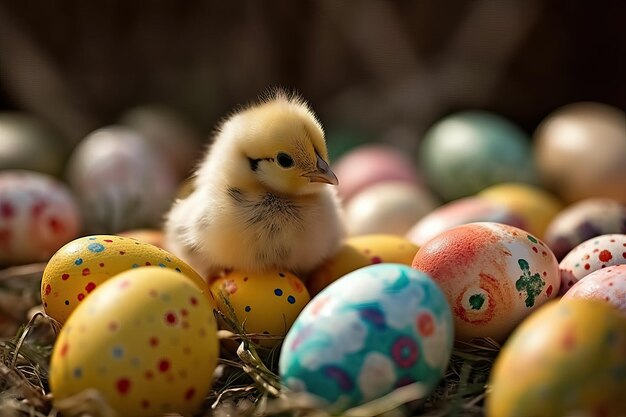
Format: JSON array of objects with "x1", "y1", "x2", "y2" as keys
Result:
[
  {"x1": 558, "y1": 234, "x2": 626, "y2": 295},
  {"x1": 0, "y1": 170, "x2": 81, "y2": 266},
  {"x1": 412, "y1": 222, "x2": 560, "y2": 342},
  {"x1": 478, "y1": 182, "x2": 563, "y2": 239},
  {"x1": 280, "y1": 264, "x2": 453, "y2": 413},
  {"x1": 406, "y1": 196, "x2": 525, "y2": 247},
  {"x1": 419, "y1": 111, "x2": 536, "y2": 201},
  {"x1": 486, "y1": 299, "x2": 626, "y2": 417},
  {"x1": 210, "y1": 270, "x2": 310, "y2": 347},
  {"x1": 308, "y1": 234, "x2": 420, "y2": 296},
  {"x1": 42, "y1": 235, "x2": 211, "y2": 324},
  {"x1": 561, "y1": 265, "x2": 626, "y2": 313},
  {"x1": 544, "y1": 198, "x2": 626, "y2": 260},
  {"x1": 50, "y1": 267, "x2": 218, "y2": 417},
  {"x1": 344, "y1": 181, "x2": 439, "y2": 236},
  {"x1": 118, "y1": 229, "x2": 166, "y2": 249}
]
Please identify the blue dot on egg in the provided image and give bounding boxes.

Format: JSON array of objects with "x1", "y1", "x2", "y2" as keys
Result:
[
  {"x1": 132, "y1": 263, "x2": 139, "y2": 268},
  {"x1": 274, "y1": 288, "x2": 283, "y2": 296},
  {"x1": 158, "y1": 263, "x2": 166, "y2": 268},
  {"x1": 88, "y1": 237, "x2": 97, "y2": 240},
  {"x1": 287, "y1": 295, "x2": 296, "y2": 304},
  {"x1": 74, "y1": 258, "x2": 83, "y2": 266},
  {"x1": 87, "y1": 243, "x2": 105, "y2": 253},
  {"x1": 245, "y1": 306, "x2": 251, "y2": 312},
  {"x1": 73, "y1": 367, "x2": 83, "y2": 378},
  {"x1": 112, "y1": 346, "x2": 124, "y2": 358}
]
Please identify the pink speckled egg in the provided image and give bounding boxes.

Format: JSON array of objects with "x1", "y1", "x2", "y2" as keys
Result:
[
  {"x1": 406, "y1": 197, "x2": 525, "y2": 246},
  {"x1": 543, "y1": 198, "x2": 626, "y2": 260},
  {"x1": 0, "y1": 170, "x2": 81, "y2": 265},
  {"x1": 561, "y1": 264, "x2": 626, "y2": 313},
  {"x1": 412, "y1": 222, "x2": 560, "y2": 342},
  {"x1": 558, "y1": 234, "x2": 626, "y2": 295},
  {"x1": 332, "y1": 144, "x2": 420, "y2": 203}
]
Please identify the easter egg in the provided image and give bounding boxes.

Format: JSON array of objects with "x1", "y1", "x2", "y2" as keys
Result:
[
  {"x1": 210, "y1": 270, "x2": 310, "y2": 347},
  {"x1": 66, "y1": 126, "x2": 177, "y2": 233},
  {"x1": 406, "y1": 196, "x2": 525, "y2": 247},
  {"x1": 332, "y1": 143, "x2": 420, "y2": 203},
  {"x1": 118, "y1": 229, "x2": 166, "y2": 249},
  {"x1": 561, "y1": 265, "x2": 626, "y2": 313},
  {"x1": 534, "y1": 102, "x2": 626, "y2": 204},
  {"x1": 280, "y1": 264, "x2": 453, "y2": 413},
  {"x1": 486, "y1": 299, "x2": 626, "y2": 417},
  {"x1": 558, "y1": 234, "x2": 626, "y2": 295},
  {"x1": 412, "y1": 222, "x2": 560, "y2": 342},
  {"x1": 419, "y1": 111, "x2": 536, "y2": 201},
  {"x1": 0, "y1": 170, "x2": 81, "y2": 266},
  {"x1": 543, "y1": 198, "x2": 626, "y2": 260},
  {"x1": 42, "y1": 235, "x2": 211, "y2": 324},
  {"x1": 478, "y1": 182, "x2": 563, "y2": 239},
  {"x1": 344, "y1": 181, "x2": 439, "y2": 236},
  {"x1": 49, "y1": 267, "x2": 218, "y2": 417},
  {"x1": 308, "y1": 234, "x2": 420, "y2": 296}
]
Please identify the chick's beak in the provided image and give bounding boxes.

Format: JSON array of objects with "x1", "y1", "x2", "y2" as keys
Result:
[{"x1": 305, "y1": 154, "x2": 339, "y2": 185}]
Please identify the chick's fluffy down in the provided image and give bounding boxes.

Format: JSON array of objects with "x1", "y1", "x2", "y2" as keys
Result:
[{"x1": 164, "y1": 91, "x2": 345, "y2": 279}]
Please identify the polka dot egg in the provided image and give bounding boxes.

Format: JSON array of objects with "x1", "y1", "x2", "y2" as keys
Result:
[
  {"x1": 562, "y1": 264, "x2": 626, "y2": 313},
  {"x1": 280, "y1": 264, "x2": 453, "y2": 413},
  {"x1": 49, "y1": 267, "x2": 219, "y2": 417},
  {"x1": 210, "y1": 270, "x2": 310, "y2": 347},
  {"x1": 42, "y1": 235, "x2": 211, "y2": 324}
]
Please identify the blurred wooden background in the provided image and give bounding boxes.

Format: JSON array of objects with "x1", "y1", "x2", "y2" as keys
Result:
[{"x1": 0, "y1": 0, "x2": 624, "y2": 153}]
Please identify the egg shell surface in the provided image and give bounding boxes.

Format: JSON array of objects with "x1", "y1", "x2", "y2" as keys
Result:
[
  {"x1": 544, "y1": 198, "x2": 626, "y2": 260},
  {"x1": 307, "y1": 234, "x2": 420, "y2": 296},
  {"x1": 280, "y1": 263, "x2": 453, "y2": 413},
  {"x1": 486, "y1": 299, "x2": 626, "y2": 417},
  {"x1": 561, "y1": 264, "x2": 626, "y2": 313},
  {"x1": 49, "y1": 267, "x2": 219, "y2": 417},
  {"x1": 0, "y1": 170, "x2": 81, "y2": 265},
  {"x1": 210, "y1": 270, "x2": 310, "y2": 346},
  {"x1": 412, "y1": 222, "x2": 560, "y2": 342},
  {"x1": 42, "y1": 234, "x2": 211, "y2": 324},
  {"x1": 558, "y1": 234, "x2": 626, "y2": 295}
]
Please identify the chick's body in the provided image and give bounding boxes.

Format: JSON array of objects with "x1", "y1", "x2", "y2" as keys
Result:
[{"x1": 165, "y1": 93, "x2": 344, "y2": 279}]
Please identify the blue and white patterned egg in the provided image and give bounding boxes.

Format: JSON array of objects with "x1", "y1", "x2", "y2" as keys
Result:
[{"x1": 279, "y1": 263, "x2": 453, "y2": 413}]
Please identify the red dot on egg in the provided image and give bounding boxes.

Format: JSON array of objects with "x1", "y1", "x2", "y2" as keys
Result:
[
  {"x1": 145, "y1": 262, "x2": 151, "y2": 266},
  {"x1": 116, "y1": 378, "x2": 131, "y2": 395},
  {"x1": 181, "y1": 308, "x2": 189, "y2": 317},
  {"x1": 60, "y1": 343, "x2": 69, "y2": 357},
  {"x1": 532, "y1": 246, "x2": 538, "y2": 253},
  {"x1": 371, "y1": 256, "x2": 383, "y2": 264},
  {"x1": 164, "y1": 311, "x2": 177, "y2": 325},
  {"x1": 77, "y1": 293, "x2": 85, "y2": 301},
  {"x1": 119, "y1": 251, "x2": 126, "y2": 255},
  {"x1": 144, "y1": 370, "x2": 154, "y2": 380},
  {"x1": 82, "y1": 268, "x2": 90, "y2": 276},
  {"x1": 99, "y1": 262, "x2": 105, "y2": 267},
  {"x1": 85, "y1": 282, "x2": 96, "y2": 293},
  {"x1": 546, "y1": 285, "x2": 553, "y2": 297},
  {"x1": 62, "y1": 273, "x2": 70, "y2": 280},
  {"x1": 190, "y1": 297, "x2": 198, "y2": 306},
  {"x1": 584, "y1": 264, "x2": 590, "y2": 270},
  {"x1": 104, "y1": 239, "x2": 113, "y2": 243},
  {"x1": 158, "y1": 359, "x2": 171, "y2": 372},
  {"x1": 141, "y1": 400, "x2": 150, "y2": 409},
  {"x1": 599, "y1": 250, "x2": 613, "y2": 262},
  {"x1": 185, "y1": 388, "x2": 196, "y2": 401},
  {"x1": 45, "y1": 284, "x2": 52, "y2": 296},
  {"x1": 149, "y1": 337, "x2": 159, "y2": 347},
  {"x1": 0, "y1": 201, "x2": 15, "y2": 218},
  {"x1": 108, "y1": 321, "x2": 119, "y2": 331}
]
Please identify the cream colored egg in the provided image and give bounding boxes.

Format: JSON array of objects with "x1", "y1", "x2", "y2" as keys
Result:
[
  {"x1": 42, "y1": 235, "x2": 212, "y2": 324},
  {"x1": 49, "y1": 267, "x2": 218, "y2": 417}
]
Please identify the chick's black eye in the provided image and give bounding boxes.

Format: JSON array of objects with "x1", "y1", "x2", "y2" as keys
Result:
[{"x1": 276, "y1": 152, "x2": 294, "y2": 168}]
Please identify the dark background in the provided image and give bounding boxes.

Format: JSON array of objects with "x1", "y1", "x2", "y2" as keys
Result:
[{"x1": 0, "y1": 0, "x2": 624, "y2": 154}]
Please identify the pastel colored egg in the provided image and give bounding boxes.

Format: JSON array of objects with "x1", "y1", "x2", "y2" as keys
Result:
[
  {"x1": 280, "y1": 264, "x2": 453, "y2": 413},
  {"x1": 210, "y1": 270, "x2": 310, "y2": 347},
  {"x1": 559, "y1": 234, "x2": 626, "y2": 295},
  {"x1": 42, "y1": 235, "x2": 211, "y2": 324},
  {"x1": 49, "y1": 267, "x2": 218, "y2": 417},
  {"x1": 486, "y1": 299, "x2": 626, "y2": 417},
  {"x1": 308, "y1": 234, "x2": 420, "y2": 296},
  {"x1": 544, "y1": 198, "x2": 626, "y2": 260},
  {"x1": 478, "y1": 182, "x2": 563, "y2": 239},
  {"x1": 332, "y1": 143, "x2": 420, "y2": 203},
  {"x1": 66, "y1": 126, "x2": 178, "y2": 233},
  {"x1": 344, "y1": 181, "x2": 439, "y2": 236},
  {"x1": 419, "y1": 111, "x2": 536, "y2": 201},
  {"x1": 412, "y1": 222, "x2": 560, "y2": 342},
  {"x1": 0, "y1": 170, "x2": 81, "y2": 266},
  {"x1": 561, "y1": 265, "x2": 626, "y2": 313},
  {"x1": 534, "y1": 102, "x2": 626, "y2": 204},
  {"x1": 406, "y1": 196, "x2": 525, "y2": 246}
]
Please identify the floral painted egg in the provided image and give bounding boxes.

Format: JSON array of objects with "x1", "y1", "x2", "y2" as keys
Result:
[
  {"x1": 562, "y1": 265, "x2": 626, "y2": 313},
  {"x1": 280, "y1": 264, "x2": 453, "y2": 413},
  {"x1": 49, "y1": 267, "x2": 218, "y2": 417},
  {"x1": 42, "y1": 235, "x2": 211, "y2": 324},
  {"x1": 210, "y1": 270, "x2": 310, "y2": 347},
  {"x1": 0, "y1": 170, "x2": 81, "y2": 265},
  {"x1": 544, "y1": 198, "x2": 626, "y2": 260},
  {"x1": 412, "y1": 222, "x2": 560, "y2": 342},
  {"x1": 558, "y1": 234, "x2": 626, "y2": 295},
  {"x1": 487, "y1": 299, "x2": 626, "y2": 417},
  {"x1": 406, "y1": 197, "x2": 525, "y2": 247},
  {"x1": 307, "y1": 234, "x2": 420, "y2": 296}
]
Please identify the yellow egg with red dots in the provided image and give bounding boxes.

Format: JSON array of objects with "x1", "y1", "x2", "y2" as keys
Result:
[
  {"x1": 42, "y1": 235, "x2": 212, "y2": 324},
  {"x1": 308, "y1": 234, "x2": 419, "y2": 296},
  {"x1": 49, "y1": 267, "x2": 218, "y2": 417},
  {"x1": 210, "y1": 270, "x2": 310, "y2": 347}
]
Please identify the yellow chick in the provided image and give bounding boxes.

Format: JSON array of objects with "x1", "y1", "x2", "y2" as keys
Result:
[{"x1": 164, "y1": 90, "x2": 345, "y2": 279}]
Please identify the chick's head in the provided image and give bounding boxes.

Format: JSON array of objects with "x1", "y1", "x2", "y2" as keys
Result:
[{"x1": 225, "y1": 94, "x2": 338, "y2": 196}]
